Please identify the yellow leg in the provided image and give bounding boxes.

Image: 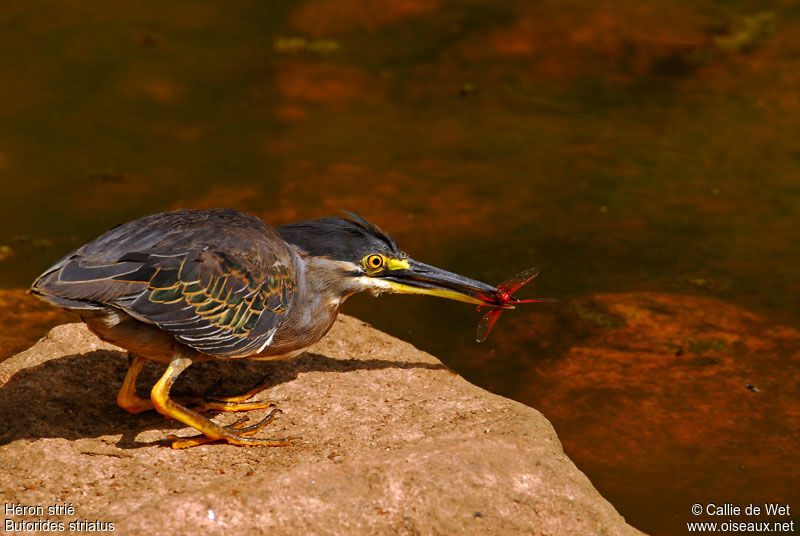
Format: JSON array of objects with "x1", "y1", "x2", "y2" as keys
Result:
[
  {"x1": 118, "y1": 355, "x2": 275, "y2": 414},
  {"x1": 151, "y1": 357, "x2": 291, "y2": 449},
  {"x1": 117, "y1": 354, "x2": 154, "y2": 414},
  {"x1": 166, "y1": 407, "x2": 283, "y2": 449}
]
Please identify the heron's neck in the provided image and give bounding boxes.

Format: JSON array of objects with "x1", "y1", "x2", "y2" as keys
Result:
[{"x1": 302, "y1": 255, "x2": 374, "y2": 300}]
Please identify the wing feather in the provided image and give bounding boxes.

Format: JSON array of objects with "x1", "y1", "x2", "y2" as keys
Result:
[{"x1": 31, "y1": 209, "x2": 298, "y2": 358}]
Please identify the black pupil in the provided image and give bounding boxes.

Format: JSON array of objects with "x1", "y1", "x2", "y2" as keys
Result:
[{"x1": 370, "y1": 256, "x2": 381, "y2": 267}]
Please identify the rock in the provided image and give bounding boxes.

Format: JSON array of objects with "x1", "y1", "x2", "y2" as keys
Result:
[{"x1": 0, "y1": 316, "x2": 644, "y2": 535}]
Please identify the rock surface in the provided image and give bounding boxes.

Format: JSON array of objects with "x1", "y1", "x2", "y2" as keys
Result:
[{"x1": 0, "y1": 316, "x2": 643, "y2": 535}]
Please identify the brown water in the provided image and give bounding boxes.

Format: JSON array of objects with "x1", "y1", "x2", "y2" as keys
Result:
[{"x1": 1, "y1": 2, "x2": 799, "y2": 534}]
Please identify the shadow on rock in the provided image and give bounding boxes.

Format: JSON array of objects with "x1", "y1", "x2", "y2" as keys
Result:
[{"x1": 0, "y1": 349, "x2": 447, "y2": 448}]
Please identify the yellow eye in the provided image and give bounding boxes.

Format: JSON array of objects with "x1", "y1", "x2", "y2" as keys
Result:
[{"x1": 365, "y1": 254, "x2": 384, "y2": 271}]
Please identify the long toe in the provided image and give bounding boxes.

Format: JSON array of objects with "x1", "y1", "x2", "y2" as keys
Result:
[
  {"x1": 185, "y1": 374, "x2": 274, "y2": 412},
  {"x1": 165, "y1": 407, "x2": 290, "y2": 449},
  {"x1": 204, "y1": 374, "x2": 271, "y2": 403}
]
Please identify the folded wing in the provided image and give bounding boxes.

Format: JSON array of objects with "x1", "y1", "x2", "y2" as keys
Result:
[{"x1": 31, "y1": 209, "x2": 298, "y2": 358}]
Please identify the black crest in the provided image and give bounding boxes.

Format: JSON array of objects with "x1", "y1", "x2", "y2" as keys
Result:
[{"x1": 276, "y1": 212, "x2": 404, "y2": 262}]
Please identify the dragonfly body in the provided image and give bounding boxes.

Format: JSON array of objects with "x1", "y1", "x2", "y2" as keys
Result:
[{"x1": 475, "y1": 267, "x2": 556, "y2": 342}]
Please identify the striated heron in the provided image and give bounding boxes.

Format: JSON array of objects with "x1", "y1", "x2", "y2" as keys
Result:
[{"x1": 31, "y1": 209, "x2": 519, "y2": 448}]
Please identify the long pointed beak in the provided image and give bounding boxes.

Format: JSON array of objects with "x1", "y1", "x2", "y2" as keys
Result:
[{"x1": 376, "y1": 259, "x2": 499, "y2": 306}]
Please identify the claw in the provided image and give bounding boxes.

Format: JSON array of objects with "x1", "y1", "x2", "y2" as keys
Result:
[
  {"x1": 201, "y1": 378, "x2": 225, "y2": 398},
  {"x1": 189, "y1": 374, "x2": 274, "y2": 412},
  {"x1": 165, "y1": 406, "x2": 288, "y2": 449},
  {"x1": 150, "y1": 357, "x2": 291, "y2": 449}
]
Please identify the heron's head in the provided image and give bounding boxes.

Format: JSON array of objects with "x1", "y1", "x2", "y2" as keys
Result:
[{"x1": 276, "y1": 212, "x2": 498, "y2": 305}]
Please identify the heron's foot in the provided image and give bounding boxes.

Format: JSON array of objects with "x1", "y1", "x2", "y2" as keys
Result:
[
  {"x1": 203, "y1": 374, "x2": 272, "y2": 402},
  {"x1": 164, "y1": 405, "x2": 291, "y2": 449},
  {"x1": 118, "y1": 392, "x2": 155, "y2": 414},
  {"x1": 152, "y1": 358, "x2": 291, "y2": 449},
  {"x1": 183, "y1": 374, "x2": 276, "y2": 413},
  {"x1": 118, "y1": 354, "x2": 155, "y2": 414}
]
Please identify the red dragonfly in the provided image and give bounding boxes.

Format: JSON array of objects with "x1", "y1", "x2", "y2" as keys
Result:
[{"x1": 475, "y1": 267, "x2": 556, "y2": 342}]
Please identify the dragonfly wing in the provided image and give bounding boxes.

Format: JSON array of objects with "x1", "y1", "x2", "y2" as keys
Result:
[
  {"x1": 498, "y1": 267, "x2": 540, "y2": 294},
  {"x1": 476, "y1": 307, "x2": 503, "y2": 343}
]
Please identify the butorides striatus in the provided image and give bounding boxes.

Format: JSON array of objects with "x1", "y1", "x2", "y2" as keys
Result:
[{"x1": 31, "y1": 209, "x2": 513, "y2": 448}]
